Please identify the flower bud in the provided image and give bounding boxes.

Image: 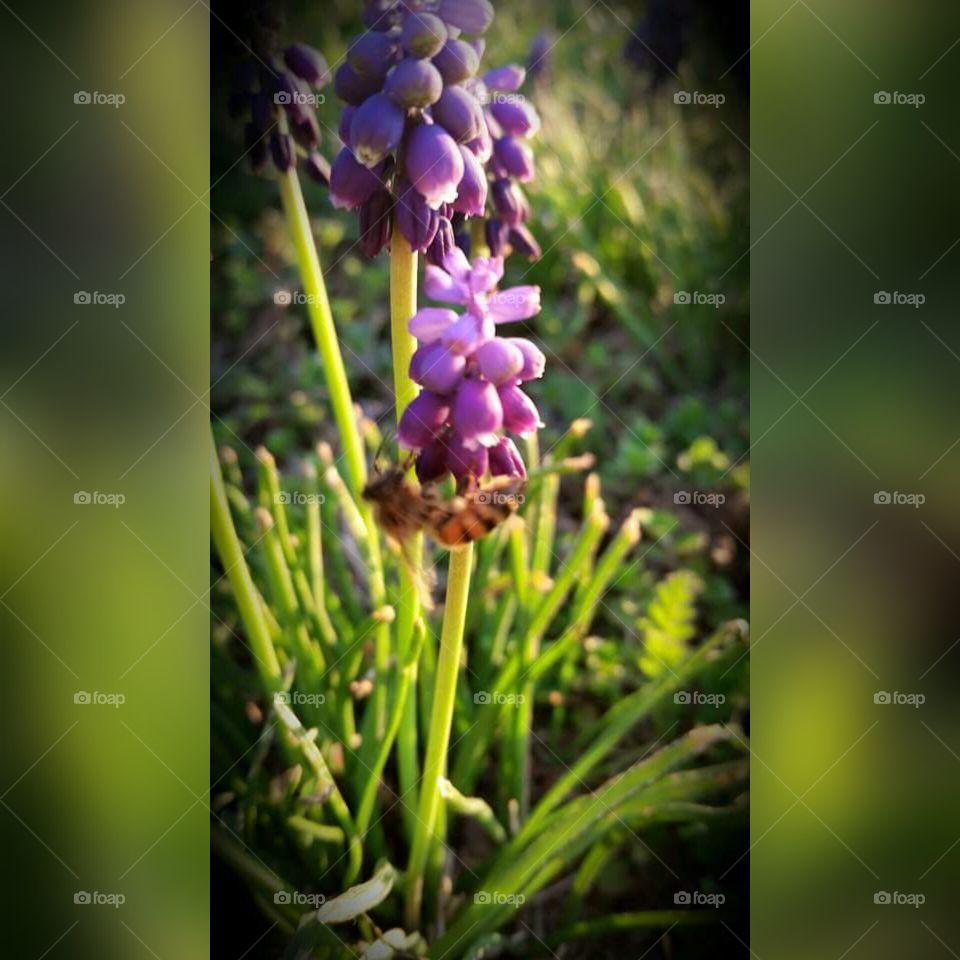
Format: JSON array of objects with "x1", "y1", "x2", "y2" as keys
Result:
[
  {"x1": 348, "y1": 30, "x2": 396, "y2": 80},
  {"x1": 508, "y1": 224, "x2": 542, "y2": 260},
  {"x1": 284, "y1": 43, "x2": 330, "y2": 86},
  {"x1": 334, "y1": 62, "x2": 383, "y2": 106},
  {"x1": 468, "y1": 37, "x2": 487, "y2": 60},
  {"x1": 484, "y1": 64, "x2": 526, "y2": 92},
  {"x1": 330, "y1": 147, "x2": 386, "y2": 209},
  {"x1": 384, "y1": 57, "x2": 443, "y2": 109},
  {"x1": 490, "y1": 98, "x2": 541, "y2": 138},
  {"x1": 489, "y1": 436, "x2": 527, "y2": 478},
  {"x1": 427, "y1": 217, "x2": 456, "y2": 266},
  {"x1": 507, "y1": 337, "x2": 546, "y2": 381},
  {"x1": 398, "y1": 391, "x2": 451, "y2": 449},
  {"x1": 491, "y1": 178, "x2": 524, "y2": 225},
  {"x1": 358, "y1": 189, "x2": 393, "y2": 258},
  {"x1": 363, "y1": 1, "x2": 398, "y2": 31},
  {"x1": 406, "y1": 123, "x2": 465, "y2": 209},
  {"x1": 485, "y1": 218, "x2": 508, "y2": 256},
  {"x1": 438, "y1": 0, "x2": 495, "y2": 35},
  {"x1": 452, "y1": 145, "x2": 487, "y2": 216},
  {"x1": 489, "y1": 285, "x2": 541, "y2": 322},
  {"x1": 304, "y1": 151, "x2": 331, "y2": 185},
  {"x1": 432, "y1": 39, "x2": 480, "y2": 84},
  {"x1": 275, "y1": 72, "x2": 310, "y2": 124},
  {"x1": 350, "y1": 93, "x2": 405, "y2": 167},
  {"x1": 290, "y1": 111, "x2": 321, "y2": 149},
  {"x1": 465, "y1": 121, "x2": 493, "y2": 162},
  {"x1": 395, "y1": 178, "x2": 441, "y2": 252},
  {"x1": 402, "y1": 12, "x2": 448, "y2": 58},
  {"x1": 493, "y1": 137, "x2": 535, "y2": 182},
  {"x1": 338, "y1": 106, "x2": 355, "y2": 144},
  {"x1": 270, "y1": 132, "x2": 295, "y2": 172},
  {"x1": 417, "y1": 435, "x2": 450, "y2": 483},
  {"x1": 499, "y1": 383, "x2": 543, "y2": 436},
  {"x1": 453, "y1": 378, "x2": 503, "y2": 447},
  {"x1": 410, "y1": 342, "x2": 466, "y2": 394},
  {"x1": 431, "y1": 85, "x2": 485, "y2": 142},
  {"x1": 475, "y1": 338, "x2": 524, "y2": 384},
  {"x1": 447, "y1": 430, "x2": 489, "y2": 480},
  {"x1": 442, "y1": 312, "x2": 494, "y2": 355}
]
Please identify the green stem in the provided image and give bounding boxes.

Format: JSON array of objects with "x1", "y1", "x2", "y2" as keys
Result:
[
  {"x1": 389, "y1": 225, "x2": 422, "y2": 842},
  {"x1": 209, "y1": 430, "x2": 283, "y2": 695},
  {"x1": 405, "y1": 546, "x2": 473, "y2": 930}
]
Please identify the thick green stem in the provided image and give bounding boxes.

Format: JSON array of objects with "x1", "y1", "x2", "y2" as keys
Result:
[
  {"x1": 405, "y1": 546, "x2": 473, "y2": 930},
  {"x1": 389, "y1": 225, "x2": 423, "y2": 841}
]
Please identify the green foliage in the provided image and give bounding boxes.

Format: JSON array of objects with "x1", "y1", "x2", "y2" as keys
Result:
[{"x1": 639, "y1": 570, "x2": 704, "y2": 678}]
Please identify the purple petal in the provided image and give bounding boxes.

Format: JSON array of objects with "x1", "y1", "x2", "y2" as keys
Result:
[
  {"x1": 406, "y1": 124, "x2": 465, "y2": 209},
  {"x1": 333, "y1": 62, "x2": 382, "y2": 106},
  {"x1": 270, "y1": 132, "x2": 295, "y2": 172},
  {"x1": 329, "y1": 147, "x2": 385, "y2": 210},
  {"x1": 409, "y1": 307, "x2": 460, "y2": 342},
  {"x1": 410, "y1": 342, "x2": 466, "y2": 394},
  {"x1": 489, "y1": 436, "x2": 527, "y2": 478},
  {"x1": 384, "y1": 57, "x2": 443, "y2": 109},
  {"x1": 485, "y1": 218, "x2": 508, "y2": 256},
  {"x1": 442, "y1": 313, "x2": 495, "y2": 355},
  {"x1": 507, "y1": 338, "x2": 546, "y2": 381},
  {"x1": 426, "y1": 217, "x2": 457, "y2": 268},
  {"x1": 416, "y1": 435, "x2": 451, "y2": 483},
  {"x1": 508, "y1": 225, "x2": 542, "y2": 261},
  {"x1": 347, "y1": 30, "x2": 396, "y2": 80},
  {"x1": 465, "y1": 121, "x2": 494, "y2": 163},
  {"x1": 284, "y1": 43, "x2": 330, "y2": 86},
  {"x1": 489, "y1": 98, "x2": 541, "y2": 138},
  {"x1": 358, "y1": 189, "x2": 393, "y2": 259},
  {"x1": 431, "y1": 38, "x2": 480, "y2": 84},
  {"x1": 499, "y1": 383, "x2": 543, "y2": 436},
  {"x1": 453, "y1": 378, "x2": 503, "y2": 447},
  {"x1": 475, "y1": 338, "x2": 524, "y2": 384},
  {"x1": 488, "y1": 285, "x2": 542, "y2": 322},
  {"x1": 469, "y1": 257, "x2": 504, "y2": 294},
  {"x1": 338, "y1": 106, "x2": 355, "y2": 144},
  {"x1": 395, "y1": 178, "x2": 441, "y2": 252},
  {"x1": 493, "y1": 137, "x2": 535, "y2": 182},
  {"x1": 398, "y1": 391, "x2": 451, "y2": 450},
  {"x1": 452, "y1": 145, "x2": 488, "y2": 216},
  {"x1": 350, "y1": 93, "x2": 405, "y2": 167},
  {"x1": 491, "y1": 178, "x2": 526, "y2": 225},
  {"x1": 442, "y1": 247, "x2": 472, "y2": 281},
  {"x1": 447, "y1": 430, "x2": 490, "y2": 480},
  {"x1": 401, "y1": 12, "x2": 448, "y2": 58},
  {"x1": 484, "y1": 64, "x2": 526, "y2": 92},
  {"x1": 431, "y1": 86, "x2": 485, "y2": 143},
  {"x1": 438, "y1": 0, "x2": 495, "y2": 35},
  {"x1": 424, "y1": 264, "x2": 470, "y2": 305}
]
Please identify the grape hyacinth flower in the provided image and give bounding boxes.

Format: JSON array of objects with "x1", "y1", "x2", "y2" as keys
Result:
[
  {"x1": 229, "y1": 16, "x2": 333, "y2": 185},
  {"x1": 397, "y1": 250, "x2": 544, "y2": 482}
]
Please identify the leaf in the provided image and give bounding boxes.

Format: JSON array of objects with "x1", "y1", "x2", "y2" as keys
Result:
[
  {"x1": 314, "y1": 860, "x2": 397, "y2": 924},
  {"x1": 638, "y1": 570, "x2": 702, "y2": 678}
]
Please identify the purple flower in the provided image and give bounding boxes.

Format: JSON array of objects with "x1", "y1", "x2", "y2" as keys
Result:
[
  {"x1": 347, "y1": 30, "x2": 397, "y2": 80},
  {"x1": 508, "y1": 224, "x2": 542, "y2": 261},
  {"x1": 333, "y1": 62, "x2": 382, "y2": 106},
  {"x1": 358, "y1": 189, "x2": 393, "y2": 259},
  {"x1": 438, "y1": 0, "x2": 495, "y2": 35},
  {"x1": 270, "y1": 132, "x2": 295, "y2": 172},
  {"x1": 330, "y1": 148, "x2": 386, "y2": 209},
  {"x1": 484, "y1": 64, "x2": 526, "y2": 92},
  {"x1": 452, "y1": 145, "x2": 487, "y2": 216},
  {"x1": 493, "y1": 137, "x2": 535, "y2": 182},
  {"x1": 402, "y1": 12, "x2": 448, "y2": 58},
  {"x1": 338, "y1": 106, "x2": 355, "y2": 144},
  {"x1": 442, "y1": 313, "x2": 494, "y2": 356},
  {"x1": 475, "y1": 338, "x2": 524, "y2": 384},
  {"x1": 454, "y1": 378, "x2": 503, "y2": 448},
  {"x1": 491, "y1": 179, "x2": 525, "y2": 226},
  {"x1": 432, "y1": 39, "x2": 480, "y2": 84},
  {"x1": 489, "y1": 436, "x2": 527, "y2": 478},
  {"x1": 406, "y1": 123, "x2": 465, "y2": 209},
  {"x1": 417, "y1": 435, "x2": 451, "y2": 483},
  {"x1": 489, "y1": 97, "x2": 541, "y2": 138},
  {"x1": 485, "y1": 218, "x2": 508, "y2": 256},
  {"x1": 507, "y1": 337, "x2": 546, "y2": 381},
  {"x1": 284, "y1": 44, "x2": 330, "y2": 86},
  {"x1": 427, "y1": 217, "x2": 457, "y2": 267},
  {"x1": 409, "y1": 306, "x2": 459, "y2": 342},
  {"x1": 398, "y1": 391, "x2": 451, "y2": 449},
  {"x1": 384, "y1": 57, "x2": 444, "y2": 109},
  {"x1": 410, "y1": 342, "x2": 466, "y2": 394},
  {"x1": 350, "y1": 93, "x2": 406, "y2": 167},
  {"x1": 395, "y1": 178, "x2": 441, "y2": 252},
  {"x1": 499, "y1": 383, "x2": 543, "y2": 436},
  {"x1": 488, "y1": 285, "x2": 541, "y2": 322},
  {"x1": 446, "y1": 430, "x2": 490, "y2": 480},
  {"x1": 431, "y1": 85, "x2": 485, "y2": 143}
]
